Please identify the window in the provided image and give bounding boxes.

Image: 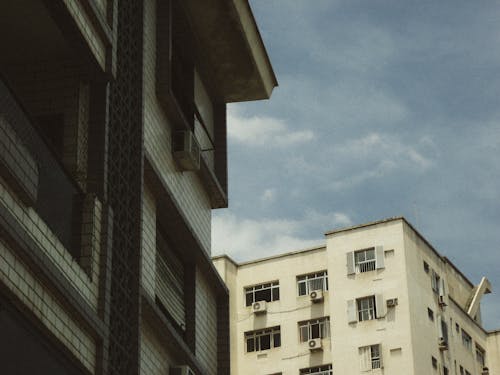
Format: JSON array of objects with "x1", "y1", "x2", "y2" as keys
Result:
[
  {"x1": 348, "y1": 295, "x2": 385, "y2": 323},
  {"x1": 432, "y1": 356, "x2": 438, "y2": 369},
  {"x1": 297, "y1": 271, "x2": 328, "y2": 296},
  {"x1": 423, "y1": 261, "x2": 430, "y2": 273},
  {"x1": 357, "y1": 296, "x2": 376, "y2": 321},
  {"x1": 245, "y1": 326, "x2": 281, "y2": 352},
  {"x1": 443, "y1": 366, "x2": 449, "y2": 375},
  {"x1": 359, "y1": 344, "x2": 382, "y2": 371},
  {"x1": 461, "y1": 330, "x2": 472, "y2": 350},
  {"x1": 459, "y1": 365, "x2": 464, "y2": 375},
  {"x1": 300, "y1": 364, "x2": 332, "y2": 375},
  {"x1": 428, "y1": 308, "x2": 434, "y2": 321},
  {"x1": 476, "y1": 345, "x2": 486, "y2": 366},
  {"x1": 299, "y1": 317, "x2": 330, "y2": 342},
  {"x1": 465, "y1": 370, "x2": 471, "y2": 375},
  {"x1": 347, "y1": 246, "x2": 384, "y2": 274},
  {"x1": 355, "y1": 247, "x2": 376, "y2": 272},
  {"x1": 245, "y1": 281, "x2": 279, "y2": 306},
  {"x1": 455, "y1": 323, "x2": 460, "y2": 333},
  {"x1": 431, "y1": 270, "x2": 440, "y2": 294}
]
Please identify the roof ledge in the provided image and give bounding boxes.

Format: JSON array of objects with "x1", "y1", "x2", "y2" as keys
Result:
[{"x1": 184, "y1": 0, "x2": 277, "y2": 102}]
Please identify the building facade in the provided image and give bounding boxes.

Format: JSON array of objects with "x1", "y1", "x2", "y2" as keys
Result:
[
  {"x1": 0, "y1": 1, "x2": 276, "y2": 374},
  {"x1": 213, "y1": 217, "x2": 500, "y2": 375}
]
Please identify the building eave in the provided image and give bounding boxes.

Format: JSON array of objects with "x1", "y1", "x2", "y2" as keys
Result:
[{"x1": 184, "y1": 0, "x2": 278, "y2": 103}]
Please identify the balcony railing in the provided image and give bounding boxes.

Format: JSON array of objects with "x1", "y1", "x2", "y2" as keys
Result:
[
  {"x1": 356, "y1": 260, "x2": 376, "y2": 273},
  {"x1": 372, "y1": 359, "x2": 381, "y2": 369},
  {"x1": 0, "y1": 76, "x2": 82, "y2": 254}
]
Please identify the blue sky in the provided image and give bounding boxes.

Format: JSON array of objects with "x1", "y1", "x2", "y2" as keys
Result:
[{"x1": 212, "y1": 1, "x2": 500, "y2": 329}]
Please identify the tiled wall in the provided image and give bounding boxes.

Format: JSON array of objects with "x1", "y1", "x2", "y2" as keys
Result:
[
  {"x1": 142, "y1": 0, "x2": 212, "y2": 254},
  {"x1": 0, "y1": 238, "x2": 96, "y2": 373},
  {"x1": 139, "y1": 322, "x2": 172, "y2": 375},
  {"x1": 195, "y1": 269, "x2": 218, "y2": 375}
]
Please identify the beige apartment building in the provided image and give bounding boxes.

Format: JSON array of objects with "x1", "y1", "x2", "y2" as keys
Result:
[
  {"x1": 213, "y1": 217, "x2": 500, "y2": 375},
  {"x1": 0, "y1": 0, "x2": 275, "y2": 374}
]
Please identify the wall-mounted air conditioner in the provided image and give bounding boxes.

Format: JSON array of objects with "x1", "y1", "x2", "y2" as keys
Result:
[
  {"x1": 173, "y1": 130, "x2": 201, "y2": 171},
  {"x1": 386, "y1": 298, "x2": 398, "y2": 307},
  {"x1": 252, "y1": 301, "x2": 267, "y2": 314},
  {"x1": 170, "y1": 365, "x2": 195, "y2": 375},
  {"x1": 309, "y1": 290, "x2": 324, "y2": 303},
  {"x1": 308, "y1": 338, "x2": 322, "y2": 351}
]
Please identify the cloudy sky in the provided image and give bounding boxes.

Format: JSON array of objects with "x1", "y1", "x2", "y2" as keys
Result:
[{"x1": 212, "y1": 1, "x2": 500, "y2": 329}]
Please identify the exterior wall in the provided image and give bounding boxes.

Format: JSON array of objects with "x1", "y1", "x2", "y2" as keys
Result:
[
  {"x1": 139, "y1": 322, "x2": 174, "y2": 375},
  {"x1": 487, "y1": 331, "x2": 500, "y2": 374},
  {"x1": 216, "y1": 248, "x2": 332, "y2": 375},
  {"x1": 142, "y1": 0, "x2": 212, "y2": 255},
  {"x1": 215, "y1": 217, "x2": 500, "y2": 375},
  {"x1": 327, "y1": 219, "x2": 415, "y2": 375},
  {"x1": 195, "y1": 269, "x2": 218, "y2": 375}
]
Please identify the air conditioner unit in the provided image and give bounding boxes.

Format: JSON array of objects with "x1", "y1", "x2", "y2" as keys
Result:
[
  {"x1": 170, "y1": 365, "x2": 195, "y2": 375},
  {"x1": 308, "y1": 338, "x2": 322, "y2": 351},
  {"x1": 438, "y1": 337, "x2": 448, "y2": 351},
  {"x1": 481, "y1": 367, "x2": 489, "y2": 375},
  {"x1": 309, "y1": 290, "x2": 324, "y2": 303},
  {"x1": 172, "y1": 130, "x2": 201, "y2": 171},
  {"x1": 386, "y1": 298, "x2": 398, "y2": 307},
  {"x1": 252, "y1": 301, "x2": 267, "y2": 314}
]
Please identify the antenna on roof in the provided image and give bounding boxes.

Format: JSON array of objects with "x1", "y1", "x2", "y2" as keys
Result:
[{"x1": 413, "y1": 200, "x2": 419, "y2": 229}]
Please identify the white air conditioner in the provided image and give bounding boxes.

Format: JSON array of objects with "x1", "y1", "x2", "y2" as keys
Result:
[
  {"x1": 170, "y1": 365, "x2": 195, "y2": 375},
  {"x1": 481, "y1": 367, "x2": 489, "y2": 375},
  {"x1": 309, "y1": 290, "x2": 324, "y2": 303},
  {"x1": 252, "y1": 300, "x2": 267, "y2": 314},
  {"x1": 308, "y1": 338, "x2": 323, "y2": 351},
  {"x1": 172, "y1": 130, "x2": 201, "y2": 171},
  {"x1": 438, "y1": 337, "x2": 448, "y2": 350},
  {"x1": 386, "y1": 298, "x2": 398, "y2": 307}
]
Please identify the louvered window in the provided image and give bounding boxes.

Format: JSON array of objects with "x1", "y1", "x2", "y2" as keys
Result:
[{"x1": 155, "y1": 230, "x2": 185, "y2": 329}]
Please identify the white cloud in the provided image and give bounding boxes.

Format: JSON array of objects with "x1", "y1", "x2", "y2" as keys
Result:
[
  {"x1": 212, "y1": 210, "x2": 352, "y2": 262},
  {"x1": 227, "y1": 108, "x2": 314, "y2": 147}
]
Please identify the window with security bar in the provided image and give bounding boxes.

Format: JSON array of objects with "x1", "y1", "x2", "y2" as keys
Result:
[
  {"x1": 245, "y1": 281, "x2": 280, "y2": 306},
  {"x1": 355, "y1": 247, "x2": 376, "y2": 273},
  {"x1": 357, "y1": 296, "x2": 376, "y2": 321},
  {"x1": 245, "y1": 326, "x2": 281, "y2": 352},
  {"x1": 462, "y1": 329, "x2": 472, "y2": 350},
  {"x1": 299, "y1": 364, "x2": 332, "y2": 375},
  {"x1": 298, "y1": 317, "x2": 330, "y2": 342},
  {"x1": 297, "y1": 271, "x2": 328, "y2": 296},
  {"x1": 476, "y1": 344, "x2": 486, "y2": 367},
  {"x1": 359, "y1": 344, "x2": 382, "y2": 371}
]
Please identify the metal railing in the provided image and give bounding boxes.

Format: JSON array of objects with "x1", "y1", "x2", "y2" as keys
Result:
[{"x1": 356, "y1": 260, "x2": 376, "y2": 273}]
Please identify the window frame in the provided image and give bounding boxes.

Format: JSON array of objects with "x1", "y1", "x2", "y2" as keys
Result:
[
  {"x1": 357, "y1": 296, "x2": 376, "y2": 322},
  {"x1": 245, "y1": 326, "x2": 281, "y2": 353},
  {"x1": 476, "y1": 344, "x2": 486, "y2": 366},
  {"x1": 461, "y1": 329, "x2": 472, "y2": 351},
  {"x1": 297, "y1": 271, "x2": 328, "y2": 296},
  {"x1": 298, "y1": 317, "x2": 330, "y2": 342},
  {"x1": 244, "y1": 281, "x2": 280, "y2": 307},
  {"x1": 299, "y1": 364, "x2": 333, "y2": 375},
  {"x1": 359, "y1": 344, "x2": 382, "y2": 371},
  {"x1": 354, "y1": 247, "x2": 376, "y2": 273}
]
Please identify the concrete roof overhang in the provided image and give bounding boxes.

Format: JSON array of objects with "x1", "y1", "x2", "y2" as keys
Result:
[{"x1": 184, "y1": 0, "x2": 278, "y2": 102}]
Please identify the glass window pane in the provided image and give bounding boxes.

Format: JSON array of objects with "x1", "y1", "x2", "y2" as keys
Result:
[
  {"x1": 273, "y1": 333, "x2": 281, "y2": 347},
  {"x1": 255, "y1": 288, "x2": 271, "y2": 302},
  {"x1": 366, "y1": 249, "x2": 375, "y2": 260},
  {"x1": 311, "y1": 323, "x2": 320, "y2": 339},
  {"x1": 298, "y1": 282, "x2": 307, "y2": 296},
  {"x1": 246, "y1": 292, "x2": 253, "y2": 307},
  {"x1": 300, "y1": 325, "x2": 309, "y2": 342},
  {"x1": 272, "y1": 287, "x2": 280, "y2": 301},
  {"x1": 246, "y1": 338, "x2": 255, "y2": 352},
  {"x1": 260, "y1": 334, "x2": 271, "y2": 350}
]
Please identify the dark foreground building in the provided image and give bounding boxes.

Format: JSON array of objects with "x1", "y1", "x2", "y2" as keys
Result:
[{"x1": 0, "y1": 1, "x2": 276, "y2": 374}]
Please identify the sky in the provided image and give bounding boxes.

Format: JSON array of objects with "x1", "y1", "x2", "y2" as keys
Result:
[{"x1": 211, "y1": 1, "x2": 500, "y2": 329}]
